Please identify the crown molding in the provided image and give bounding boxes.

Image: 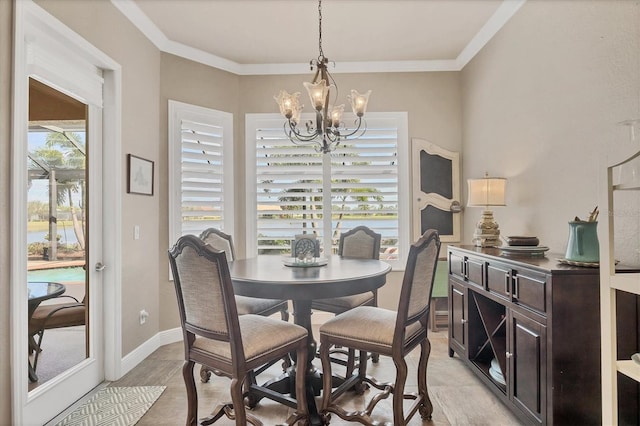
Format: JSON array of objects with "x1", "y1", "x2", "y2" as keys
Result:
[
  {"x1": 111, "y1": 0, "x2": 526, "y2": 75},
  {"x1": 456, "y1": 0, "x2": 527, "y2": 69}
]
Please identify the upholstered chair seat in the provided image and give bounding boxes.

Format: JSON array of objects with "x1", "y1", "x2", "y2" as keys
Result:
[
  {"x1": 192, "y1": 315, "x2": 306, "y2": 363},
  {"x1": 320, "y1": 306, "x2": 423, "y2": 354}
]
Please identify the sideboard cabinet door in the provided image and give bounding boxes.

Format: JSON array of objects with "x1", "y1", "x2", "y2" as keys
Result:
[{"x1": 509, "y1": 309, "x2": 547, "y2": 424}]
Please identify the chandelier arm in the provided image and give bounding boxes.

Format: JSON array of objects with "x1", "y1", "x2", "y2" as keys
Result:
[
  {"x1": 335, "y1": 117, "x2": 366, "y2": 139},
  {"x1": 285, "y1": 121, "x2": 324, "y2": 143}
]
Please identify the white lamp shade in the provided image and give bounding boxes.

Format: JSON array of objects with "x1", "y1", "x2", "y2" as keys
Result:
[{"x1": 467, "y1": 177, "x2": 507, "y2": 207}]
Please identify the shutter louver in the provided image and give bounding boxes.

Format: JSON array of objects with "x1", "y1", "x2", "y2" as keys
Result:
[{"x1": 180, "y1": 118, "x2": 225, "y2": 235}]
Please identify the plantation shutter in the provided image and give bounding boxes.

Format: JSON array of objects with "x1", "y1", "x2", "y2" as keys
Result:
[
  {"x1": 169, "y1": 101, "x2": 234, "y2": 249},
  {"x1": 253, "y1": 116, "x2": 325, "y2": 255},
  {"x1": 330, "y1": 118, "x2": 400, "y2": 255},
  {"x1": 246, "y1": 113, "x2": 409, "y2": 267}
]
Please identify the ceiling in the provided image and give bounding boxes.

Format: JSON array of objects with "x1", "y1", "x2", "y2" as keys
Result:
[{"x1": 112, "y1": 0, "x2": 525, "y2": 75}]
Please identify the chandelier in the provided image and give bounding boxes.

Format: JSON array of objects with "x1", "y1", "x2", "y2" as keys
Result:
[{"x1": 274, "y1": 0, "x2": 371, "y2": 154}]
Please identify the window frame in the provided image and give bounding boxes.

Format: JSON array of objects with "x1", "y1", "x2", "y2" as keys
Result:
[
  {"x1": 245, "y1": 112, "x2": 409, "y2": 270},
  {"x1": 168, "y1": 100, "x2": 234, "y2": 255}
]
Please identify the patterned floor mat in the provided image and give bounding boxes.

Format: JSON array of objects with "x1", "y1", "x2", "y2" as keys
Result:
[{"x1": 56, "y1": 386, "x2": 165, "y2": 426}]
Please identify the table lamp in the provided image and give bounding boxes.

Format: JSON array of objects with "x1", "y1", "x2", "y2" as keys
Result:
[{"x1": 467, "y1": 173, "x2": 507, "y2": 247}]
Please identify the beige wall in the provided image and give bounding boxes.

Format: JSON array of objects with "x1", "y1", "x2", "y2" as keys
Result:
[
  {"x1": 33, "y1": 0, "x2": 162, "y2": 355},
  {"x1": 1, "y1": 1, "x2": 13, "y2": 421},
  {"x1": 159, "y1": 53, "x2": 241, "y2": 330},
  {"x1": 461, "y1": 0, "x2": 640, "y2": 259}
]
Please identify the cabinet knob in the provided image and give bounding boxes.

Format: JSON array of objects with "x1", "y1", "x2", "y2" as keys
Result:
[
  {"x1": 506, "y1": 351, "x2": 513, "y2": 359},
  {"x1": 461, "y1": 319, "x2": 468, "y2": 324}
]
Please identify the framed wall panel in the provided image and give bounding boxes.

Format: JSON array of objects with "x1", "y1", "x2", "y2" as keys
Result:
[{"x1": 412, "y1": 138, "x2": 461, "y2": 242}]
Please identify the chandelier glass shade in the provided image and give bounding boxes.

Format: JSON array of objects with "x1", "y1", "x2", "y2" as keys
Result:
[{"x1": 274, "y1": 0, "x2": 371, "y2": 154}]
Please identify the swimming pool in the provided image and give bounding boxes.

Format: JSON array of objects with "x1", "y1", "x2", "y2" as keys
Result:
[{"x1": 27, "y1": 267, "x2": 86, "y2": 283}]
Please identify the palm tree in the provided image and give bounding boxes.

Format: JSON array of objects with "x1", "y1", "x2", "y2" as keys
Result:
[{"x1": 34, "y1": 129, "x2": 86, "y2": 250}]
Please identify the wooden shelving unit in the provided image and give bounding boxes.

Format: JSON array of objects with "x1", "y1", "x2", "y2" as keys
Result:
[{"x1": 600, "y1": 127, "x2": 640, "y2": 425}]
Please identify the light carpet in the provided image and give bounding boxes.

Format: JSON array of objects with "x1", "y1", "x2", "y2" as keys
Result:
[{"x1": 56, "y1": 386, "x2": 165, "y2": 426}]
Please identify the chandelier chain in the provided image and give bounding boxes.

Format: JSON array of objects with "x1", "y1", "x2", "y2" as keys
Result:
[{"x1": 317, "y1": 0, "x2": 324, "y2": 60}]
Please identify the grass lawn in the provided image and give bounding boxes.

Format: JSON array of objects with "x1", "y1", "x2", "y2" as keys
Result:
[{"x1": 27, "y1": 220, "x2": 75, "y2": 232}]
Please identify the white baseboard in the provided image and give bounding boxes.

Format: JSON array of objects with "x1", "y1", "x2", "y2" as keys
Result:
[{"x1": 119, "y1": 327, "x2": 182, "y2": 377}]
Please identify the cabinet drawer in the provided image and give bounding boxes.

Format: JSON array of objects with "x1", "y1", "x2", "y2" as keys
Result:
[
  {"x1": 449, "y1": 252, "x2": 465, "y2": 280},
  {"x1": 466, "y1": 257, "x2": 485, "y2": 288},
  {"x1": 513, "y1": 270, "x2": 547, "y2": 314},
  {"x1": 487, "y1": 262, "x2": 512, "y2": 300}
]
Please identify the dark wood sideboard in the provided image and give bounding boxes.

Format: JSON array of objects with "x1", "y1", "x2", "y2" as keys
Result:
[{"x1": 447, "y1": 245, "x2": 639, "y2": 425}]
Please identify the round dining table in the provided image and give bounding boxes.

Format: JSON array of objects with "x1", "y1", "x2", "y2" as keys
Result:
[{"x1": 228, "y1": 255, "x2": 391, "y2": 425}]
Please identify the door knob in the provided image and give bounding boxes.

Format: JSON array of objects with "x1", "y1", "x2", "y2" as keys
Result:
[{"x1": 95, "y1": 262, "x2": 106, "y2": 272}]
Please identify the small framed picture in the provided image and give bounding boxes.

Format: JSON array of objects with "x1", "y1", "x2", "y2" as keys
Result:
[{"x1": 127, "y1": 154, "x2": 154, "y2": 196}]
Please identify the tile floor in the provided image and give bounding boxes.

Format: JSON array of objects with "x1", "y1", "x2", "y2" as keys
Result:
[{"x1": 111, "y1": 330, "x2": 523, "y2": 425}]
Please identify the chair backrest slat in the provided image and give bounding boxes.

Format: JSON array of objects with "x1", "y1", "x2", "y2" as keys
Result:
[{"x1": 339, "y1": 226, "x2": 381, "y2": 260}]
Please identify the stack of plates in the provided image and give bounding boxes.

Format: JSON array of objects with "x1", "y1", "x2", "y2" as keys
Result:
[
  {"x1": 504, "y1": 236, "x2": 539, "y2": 246},
  {"x1": 489, "y1": 358, "x2": 505, "y2": 385},
  {"x1": 500, "y1": 245, "x2": 549, "y2": 257},
  {"x1": 500, "y1": 235, "x2": 548, "y2": 257}
]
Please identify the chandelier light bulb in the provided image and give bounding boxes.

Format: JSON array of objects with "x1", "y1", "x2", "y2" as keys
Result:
[
  {"x1": 349, "y1": 90, "x2": 372, "y2": 117},
  {"x1": 274, "y1": 90, "x2": 300, "y2": 120},
  {"x1": 330, "y1": 105, "x2": 344, "y2": 127},
  {"x1": 303, "y1": 80, "x2": 330, "y2": 111}
]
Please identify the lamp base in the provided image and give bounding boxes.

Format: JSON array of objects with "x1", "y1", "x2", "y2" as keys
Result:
[{"x1": 472, "y1": 209, "x2": 502, "y2": 247}]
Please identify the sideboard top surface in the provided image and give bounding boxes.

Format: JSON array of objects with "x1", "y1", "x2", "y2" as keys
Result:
[{"x1": 449, "y1": 245, "x2": 599, "y2": 275}]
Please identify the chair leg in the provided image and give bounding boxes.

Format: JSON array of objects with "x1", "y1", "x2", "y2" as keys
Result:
[
  {"x1": 280, "y1": 308, "x2": 293, "y2": 370},
  {"x1": 319, "y1": 339, "x2": 333, "y2": 416},
  {"x1": 280, "y1": 306, "x2": 289, "y2": 322},
  {"x1": 200, "y1": 365, "x2": 212, "y2": 383},
  {"x1": 418, "y1": 338, "x2": 433, "y2": 420},
  {"x1": 182, "y1": 361, "x2": 198, "y2": 426},
  {"x1": 345, "y1": 348, "x2": 356, "y2": 378},
  {"x1": 31, "y1": 330, "x2": 46, "y2": 372},
  {"x1": 229, "y1": 377, "x2": 248, "y2": 425},
  {"x1": 392, "y1": 357, "x2": 408, "y2": 425}
]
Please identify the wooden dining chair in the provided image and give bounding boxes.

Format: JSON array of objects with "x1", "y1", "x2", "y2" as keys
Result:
[
  {"x1": 29, "y1": 294, "x2": 86, "y2": 373},
  {"x1": 198, "y1": 228, "x2": 291, "y2": 382},
  {"x1": 168, "y1": 235, "x2": 309, "y2": 426},
  {"x1": 311, "y1": 225, "x2": 382, "y2": 373},
  {"x1": 319, "y1": 229, "x2": 441, "y2": 425}
]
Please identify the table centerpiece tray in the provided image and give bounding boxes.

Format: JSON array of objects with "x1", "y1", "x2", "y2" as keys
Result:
[{"x1": 282, "y1": 257, "x2": 329, "y2": 267}]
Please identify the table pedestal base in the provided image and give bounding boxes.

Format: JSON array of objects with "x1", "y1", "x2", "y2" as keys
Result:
[{"x1": 245, "y1": 300, "x2": 342, "y2": 425}]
